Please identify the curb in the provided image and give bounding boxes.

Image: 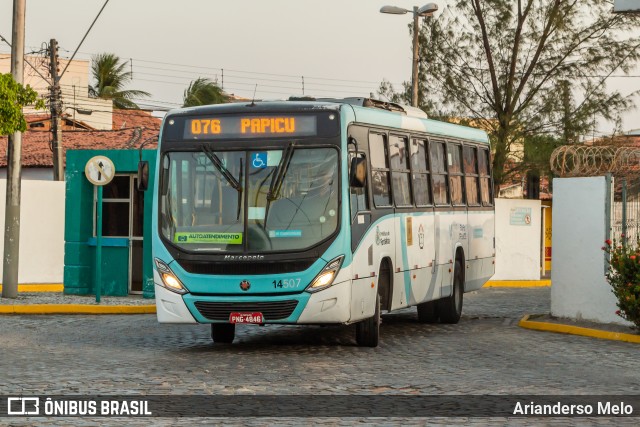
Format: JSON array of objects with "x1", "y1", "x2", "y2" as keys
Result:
[
  {"x1": 0, "y1": 304, "x2": 156, "y2": 315},
  {"x1": 484, "y1": 280, "x2": 551, "y2": 288},
  {"x1": 519, "y1": 314, "x2": 640, "y2": 344},
  {"x1": 0, "y1": 284, "x2": 64, "y2": 292}
]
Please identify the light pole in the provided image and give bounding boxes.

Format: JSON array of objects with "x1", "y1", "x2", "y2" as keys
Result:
[{"x1": 380, "y1": 3, "x2": 438, "y2": 107}]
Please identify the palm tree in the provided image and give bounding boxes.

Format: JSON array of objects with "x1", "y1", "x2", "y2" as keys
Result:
[
  {"x1": 89, "y1": 53, "x2": 150, "y2": 109},
  {"x1": 183, "y1": 77, "x2": 228, "y2": 107}
]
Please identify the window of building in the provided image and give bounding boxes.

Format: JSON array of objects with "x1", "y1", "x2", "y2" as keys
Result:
[{"x1": 99, "y1": 175, "x2": 132, "y2": 237}]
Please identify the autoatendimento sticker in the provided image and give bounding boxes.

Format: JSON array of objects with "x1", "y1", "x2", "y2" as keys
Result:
[{"x1": 174, "y1": 232, "x2": 243, "y2": 244}]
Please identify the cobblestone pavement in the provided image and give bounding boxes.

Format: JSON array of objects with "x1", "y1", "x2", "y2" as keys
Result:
[{"x1": 1, "y1": 287, "x2": 639, "y2": 426}]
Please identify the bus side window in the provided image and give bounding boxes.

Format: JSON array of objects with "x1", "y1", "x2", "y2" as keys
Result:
[
  {"x1": 463, "y1": 145, "x2": 480, "y2": 206},
  {"x1": 478, "y1": 148, "x2": 493, "y2": 205},
  {"x1": 349, "y1": 152, "x2": 369, "y2": 220},
  {"x1": 429, "y1": 140, "x2": 449, "y2": 205},
  {"x1": 390, "y1": 135, "x2": 413, "y2": 207},
  {"x1": 447, "y1": 143, "x2": 465, "y2": 206},
  {"x1": 369, "y1": 133, "x2": 392, "y2": 207},
  {"x1": 411, "y1": 138, "x2": 431, "y2": 206}
]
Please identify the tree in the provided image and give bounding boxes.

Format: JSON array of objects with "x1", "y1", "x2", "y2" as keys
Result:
[
  {"x1": 0, "y1": 73, "x2": 44, "y2": 135},
  {"x1": 182, "y1": 78, "x2": 228, "y2": 107},
  {"x1": 89, "y1": 53, "x2": 150, "y2": 109},
  {"x1": 394, "y1": 1, "x2": 640, "y2": 193}
]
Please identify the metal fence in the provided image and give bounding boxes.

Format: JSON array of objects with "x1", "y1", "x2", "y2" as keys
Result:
[{"x1": 610, "y1": 177, "x2": 640, "y2": 245}]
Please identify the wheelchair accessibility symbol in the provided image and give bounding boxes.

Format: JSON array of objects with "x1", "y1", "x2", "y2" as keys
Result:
[{"x1": 252, "y1": 152, "x2": 267, "y2": 169}]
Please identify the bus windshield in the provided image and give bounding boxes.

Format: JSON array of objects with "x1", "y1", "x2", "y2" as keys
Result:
[{"x1": 160, "y1": 146, "x2": 339, "y2": 253}]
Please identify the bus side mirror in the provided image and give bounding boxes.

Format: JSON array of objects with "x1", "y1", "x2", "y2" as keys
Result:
[
  {"x1": 349, "y1": 156, "x2": 367, "y2": 188},
  {"x1": 137, "y1": 161, "x2": 149, "y2": 191}
]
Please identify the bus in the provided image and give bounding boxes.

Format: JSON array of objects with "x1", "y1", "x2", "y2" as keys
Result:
[{"x1": 145, "y1": 98, "x2": 495, "y2": 347}]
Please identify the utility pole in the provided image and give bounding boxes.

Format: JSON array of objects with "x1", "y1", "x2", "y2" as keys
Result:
[
  {"x1": 411, "y1": 6, "x2": 420, "y2": 107},
  {"x1": 49, "y1": 38, "x2": 64, "y2": 181},
  {"x1": 2, "y1": 0, "x2": 26, "y2": 299}
]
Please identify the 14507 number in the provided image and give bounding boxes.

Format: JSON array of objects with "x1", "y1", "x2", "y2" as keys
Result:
[{"x1": 273, "y1": 278, "x2": 301, "y2": 289}]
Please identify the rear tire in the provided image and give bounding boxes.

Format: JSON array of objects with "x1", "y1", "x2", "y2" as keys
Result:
[
  {"x1": 211, "y1": 323, "x2": 235, "y2": 343},
  {"x1": 417, "y1": 300, "x2": 439, "y2": 323},
  {"x1": 355, "y1": 294, "x2": 380, "y2": 347},
  {"x1": 438, "y1": 260, "x2": 464, "y2": 324}
]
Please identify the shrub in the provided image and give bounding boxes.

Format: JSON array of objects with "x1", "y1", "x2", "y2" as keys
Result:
[{"x1": 603, "y1": 238, "x2": 640, "y2": 329}]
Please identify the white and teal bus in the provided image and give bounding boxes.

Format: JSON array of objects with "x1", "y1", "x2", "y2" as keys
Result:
[{"x1": 146, "y1": 98, "x2": 494, "y2": 347}]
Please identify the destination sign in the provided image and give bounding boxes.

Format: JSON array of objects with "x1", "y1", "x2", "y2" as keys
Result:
[{"x1": 183, "y1": 115, "x2": 317, "y2": 139}]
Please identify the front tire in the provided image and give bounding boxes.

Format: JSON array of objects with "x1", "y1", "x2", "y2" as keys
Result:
[
  {"x1": 438, "y1": 260, "x2": 464, "y2": 324},
  {"x1": 355, "y1": 294, "x2": 380, "y2": 347},
  {"x1": 211, "y1": 323, "x2": 236, "y2": 343}
]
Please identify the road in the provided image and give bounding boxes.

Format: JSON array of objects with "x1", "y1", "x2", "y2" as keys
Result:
[{"x1": 1, "y1": 287, "x2": 639, "y2": 425}]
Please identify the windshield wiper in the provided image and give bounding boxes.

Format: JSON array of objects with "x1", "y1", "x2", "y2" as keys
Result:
[
  {"x1": 267, "y1": 142, "x2": 296, "y2": 201},
  {"x1": 201, "y1": 145, "x2": 242, "y2": 192},
  {"x1": 264, "y1": 142, "x2": 296, "y2": 227}
]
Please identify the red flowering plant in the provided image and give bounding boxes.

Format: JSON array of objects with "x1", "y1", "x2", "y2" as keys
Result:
[{"x1": 603, "y1": 236, "x2": 640, "y2": 329}]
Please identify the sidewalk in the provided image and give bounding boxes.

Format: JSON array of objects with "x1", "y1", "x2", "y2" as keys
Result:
[
  {"x1": 0, "y1": 289, "x2": 155, "y2": 314},
  {"x1": 483, "y1": 279, "x2": 551, "y2": 287}
]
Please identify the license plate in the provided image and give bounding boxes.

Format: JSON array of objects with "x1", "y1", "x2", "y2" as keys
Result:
[{"x1": 229, "y1": 312, "x2": 264, "y2": 324}]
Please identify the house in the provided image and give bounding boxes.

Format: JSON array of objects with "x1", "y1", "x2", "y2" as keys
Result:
[{"x1": 0, "y1": 109, "x2": 160, "y2": 180}]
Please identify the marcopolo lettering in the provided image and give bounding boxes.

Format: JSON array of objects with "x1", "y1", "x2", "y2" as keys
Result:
[{"x1": 224, "y1": 255, "x2": 265, "y2": 261}]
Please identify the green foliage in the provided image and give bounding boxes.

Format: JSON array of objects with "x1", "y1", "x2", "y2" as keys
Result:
[
  {"x1": 89, "y1": 53, "x2": 150, "y2": 109},
  {"x1": 182, "y1": 78, "x2": 228, "y2": 107},
  {"x1": 0, "y1": 73, "x2": 45, "y2": 136},
  {"x1": 522, "y1": 134, "x2": 564, "y2": 180},
  {"x1": 604, "y1": 239, "x2": 640, "y2": 329},
  {"x1": 383, "y1": 1, "x2": 640, "y2": 191}
]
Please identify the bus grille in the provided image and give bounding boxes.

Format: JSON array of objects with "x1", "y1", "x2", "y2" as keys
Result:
[
  {"x1": 194, "y1": 300, "x2": 299, "y2": 321},
  {"x1": 177, "y1": 259, "x2": 315, "y2": 275}
]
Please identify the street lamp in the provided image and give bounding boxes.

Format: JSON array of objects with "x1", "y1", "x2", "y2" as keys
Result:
[{"x1": 380, "y1": 3, "x2": 438, "y2": 107}]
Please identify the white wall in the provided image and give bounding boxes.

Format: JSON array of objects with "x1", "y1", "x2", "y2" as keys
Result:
[
  {"x1": 551, "y1": 177, "x2": 631, "y2": 326},
  {"x1": 0, "y1": 168, "x2": 53, "y2": 181},
  {"x1": 0, "y1": 180, "x2": 65, "y2": 283},
  {"x1": 493, "y1": 198, "x2": 541, "y2": 280}
]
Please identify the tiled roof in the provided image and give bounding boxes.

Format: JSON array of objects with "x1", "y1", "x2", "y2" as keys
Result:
[
  {"x1": 112, "y1": 109, "x2": 163, "y2": 130},
  {"x1": 0, "y1": 111, "x2": 161, "y2": 168}
]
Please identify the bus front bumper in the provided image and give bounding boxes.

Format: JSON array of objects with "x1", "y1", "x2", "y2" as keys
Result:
[{"x1": 155, "y1": 280, "x2": 352, "y2": 325}]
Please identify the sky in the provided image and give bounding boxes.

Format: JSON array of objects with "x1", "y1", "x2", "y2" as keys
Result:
[{"x1": 1, "y1": 0, "x2": 639, "y2": 135}]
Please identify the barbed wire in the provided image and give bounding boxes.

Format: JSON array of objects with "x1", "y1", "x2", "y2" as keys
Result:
[{"x1": 550, "y1": 144, "x2": 640, "y2": 178}]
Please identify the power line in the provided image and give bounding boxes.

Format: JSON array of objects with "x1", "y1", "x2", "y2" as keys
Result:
[{"x1": 59, "y1": 0, "x2": 110, "y2": 78}]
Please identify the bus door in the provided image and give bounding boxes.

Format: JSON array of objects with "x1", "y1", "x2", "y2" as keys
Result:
[{"x1": 348, "y1": 148, "x2": 381, "y2": 321}]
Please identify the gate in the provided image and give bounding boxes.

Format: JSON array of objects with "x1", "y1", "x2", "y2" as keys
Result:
[{"x1": 610, "y1": 177, "x2": 640, "y2": 245}]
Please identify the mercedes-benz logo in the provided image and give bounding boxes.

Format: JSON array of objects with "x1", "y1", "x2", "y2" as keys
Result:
[{"x1": 239, "y1": 280, "x2": 251, "y2": 291}]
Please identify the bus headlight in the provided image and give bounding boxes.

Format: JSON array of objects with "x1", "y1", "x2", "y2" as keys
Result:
[
  {"x1": 306, "y1": 255, "x2": 344, "y2": 293},
  {"x1": 155, "y1": 258, "x2": 189, "y2": 295}
]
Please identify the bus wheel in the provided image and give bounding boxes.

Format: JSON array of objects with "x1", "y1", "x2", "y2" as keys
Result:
[
  {"x1": 211, "y1": 323, "x2": 235, "y2": 344},
  {"x1": 417, "y1": 300, "x2": 439, "y2": 323},
  {"x1": 438, "y1": 260, "x2": 463, "y2": 324},
  {"x1": 355, "y1": 294, "x2": 380, "y2": 347}
]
